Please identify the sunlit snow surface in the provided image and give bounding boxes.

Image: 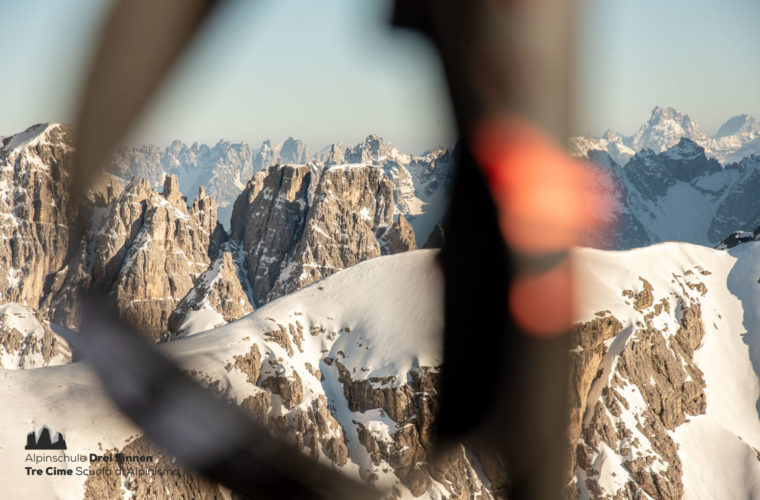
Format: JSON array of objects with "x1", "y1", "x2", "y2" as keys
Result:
[
  {"x1": 0, "y1": 250, "x2": 443, "y2": 499},
  {"x1": 6, "y1": 244, "x2": 760, "y2": 498},
  {"x1": 574, "y1": 242, "x2": 760, "y2": 499}
]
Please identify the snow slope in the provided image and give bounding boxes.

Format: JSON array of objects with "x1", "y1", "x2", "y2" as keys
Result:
[
  {"x1": 572, "y1": 242, "x2": 760, "y2": 499},
  {"x1": 6, "y1": 242, "x2": 760, "y2": 498},
  {"x1": 0, "y1": 250, "x2": 460, "y2": 499},
  {"x1": 584, "y1": 140, "x2": 760, "y2": 250}
]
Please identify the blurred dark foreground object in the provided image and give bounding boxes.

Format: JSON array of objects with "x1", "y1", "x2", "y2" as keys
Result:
[
  {"x1": 78, "y1": 295, "x2": 378, "y2": 500},
  {"x1": 70, "y1": 0, "x2": 380, "y2": 498},
  {"x1": 394, "y1": 1, "x2": 614, "y2": 499},
  {"x1": 68, "y1": 0, "x2": 602, "y2": 498}
]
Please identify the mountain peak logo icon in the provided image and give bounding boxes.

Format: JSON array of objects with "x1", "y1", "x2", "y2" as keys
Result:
[{"x1": 25, "y1": 426, "x2": 67, "y2": 450}]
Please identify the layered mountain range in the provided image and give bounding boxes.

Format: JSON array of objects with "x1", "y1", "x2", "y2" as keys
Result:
[
  {"x1": 106, "y1": 132, "x2": 454, "y2": 245},
  {"x1": 570, "y1": 106, "x2": 760, "y2": 165},
  {"x1": 0, "y1": 123, "x2": 441, "y2": 353},
  {"x1": 571, "y1": 108, "x2": 760, "y2": 250},
  {"x1": 4, "y1": 112, "x2": 760, "y2": 499}
]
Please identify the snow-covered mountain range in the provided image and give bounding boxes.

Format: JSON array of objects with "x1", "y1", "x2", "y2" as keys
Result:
[
  {"x1": 570, "y1": 106, "x2": 760, "y2": 166},
  {"x1": 4, "y1": 241, "x2": 760, "y2": 499},
  {"x1": 0, "y1": 251, "x2": 499, "y2": 499},
  {"x1": 107, "y1": 133, "x2": 454, "y2": 244},
  {"x1": 6, "y1": 115, "x2": 760, "y2": 499},
  {"x1": 576, "y1": 132, "x2": 760, "y2": 249}
]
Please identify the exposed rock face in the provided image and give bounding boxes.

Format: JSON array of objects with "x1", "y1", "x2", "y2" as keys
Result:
[
  {"x1": 0, "y1": 124, "x2": 79, "y2": 365},
  {"x1": 0, "y1": 124, "x2": 75, "y2": 309},
  {"x1": 252, "y1": 137, "x2": 311, "y2": 172},
  {"x1": 84, "y1": 435, "x2": 228, "y2": 500},
  {"x1": 168, "y1": 248, "x2": 254, "y2": 336},
  {"x1": 35, "y1": 171, "x2": 232, "y2": 342},
  {"x1": 230, "y1": 165, "x2": 314, "y2": 305},
  {"x1": 565, "y1": 314, "x2": 623, "y2": 487},
  {"x1": 566, "y1": 269, "x2": 709, "y2": 499},
  {"x1": 379, "y1": 215, "x2": 418, "y2": 255},
  {"x1": 111, "y1": 179, "x2": 226, "y2": 339},
  {"x1": 321, "y1": 144, "x2": 346, "y2": 166},
  {"x1": 231, "y1": 163, "x2": 413, "y2": 305},
  {"x1": 0, "y1": 302, "x2": 71, "y2": 369},
  {"x1": 624, "y1": 140, "x2": 721, "y2": 200},
  {"x1": 345, "y1": 134, "x2": 395, "y2": 164},
  {"x1": 219, "y1": 331, "x2": 490, "y2": 498},
  {"x1": 708, "y1": 155, "x2": 760, "y2": 243},
  {"x1": 279, "y1": 137, "x2": 311, "y2": 164},
  {"x1": 107, "y1": 139, "x2": 256, "y2": 229},
  {"x1": 58, "y1": 176, "x2": 226, "y2": 341},
  {"x1": 264, "y1": 165, "x2": 398, "y2": 301},
  {"x1": 422, "y1": 224, "x2": 445, "y2": 249}
]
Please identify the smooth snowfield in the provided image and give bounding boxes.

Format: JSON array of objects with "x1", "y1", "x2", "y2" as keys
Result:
[
  {"x1": 574, "y1": 242, "x2": 760, "y2": 499},
  {"x1": 0, "y1": 250, "x2": 445, "y2": 499}
]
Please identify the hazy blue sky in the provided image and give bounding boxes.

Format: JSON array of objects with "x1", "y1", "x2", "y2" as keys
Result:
[
  {"x1": 576, "y1": 0, "x2": 760, "y2": 136},
  {"x1": 1, "y1": 0, "x2": 759, "y2": 150}
]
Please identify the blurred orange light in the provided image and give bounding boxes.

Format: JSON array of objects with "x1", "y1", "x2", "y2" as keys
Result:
[
  {"x1": 508, "y1": 258, "x2": 574, "y2": 337},
  {"x1": 473, "y1": 116, "x2": 615, "y2": 253},
  {"x1": 474, "y1": 116, "x2": 616, "y2": 336}
]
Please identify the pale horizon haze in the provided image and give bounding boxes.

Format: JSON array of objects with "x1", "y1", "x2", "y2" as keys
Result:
[{"x1": 1, "y1": 0, "x2": 759, "y2": 150}]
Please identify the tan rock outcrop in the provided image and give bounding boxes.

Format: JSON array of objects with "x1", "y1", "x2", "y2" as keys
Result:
[
  {"x1": 567, "y1": 272, "x2": 708, "y2": 499},
  {"x1": 108, "y1": 176, "x2": 225, "y2": 341},
  {"x1": 379, "y1": 215, "x2": 418, "y2": 255},
  {"x1": 84, "y1": 435, "x2": 227, "y2": 499},
  {"x1": 0, "y1": 124, "x2": 75, "y2": 309},
  {"x1": 42, "y1": 173, "x2": 231, "y2": 342},
  {"x1": 230, "y1": 165, "x2": 313, "y2": 305},
  {"x1": 168, "y1": 249, "x2": 253, "y2": 336},
  {"x1": 231, "y1": 163, "x2": 416, "y2": 306},
  {"x1": 0, "y1": 302, "x2": 71, "y2": 369}
]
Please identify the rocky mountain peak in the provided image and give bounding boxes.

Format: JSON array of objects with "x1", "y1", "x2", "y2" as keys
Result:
[
  {"x1": 714, "y1": 113, "x2": 760, "y2": 138},
  {"x1": 1, "y1": 122, "x2": 71, "y2": 155},
  {"x1": 663, "y1": 137, "x2": 707, "y2": 161},
  {"x1": 629, "y1": 106, "x2": 708, "y2": 153},
  {"x1": 167, "y1": 139, "x2": 184, "y2": 156},
  {"x1": 345, "y1": 134, "x2": 394, "y2": 163},
  {"x1": 231, "y1": 163, "x2": 415, "y2": 305},
  {"x1": 322, "y1": 143, "x2": 346, "y2": 166},
  {"x1": 280, "y1": 137, "x2": 310, "y2": 164},
  {"x1": 649, "y1": 104, "x2": 685, "y2": 121},
  {"x1": 601, "y1": 129, "x2": 619, "y2": 141},
  {"x1": 0, "y1": 122, "x2": 75, "y2": 309},
  {"x1": 161, "y1": 174, "x2": 183, "y2": 204}
]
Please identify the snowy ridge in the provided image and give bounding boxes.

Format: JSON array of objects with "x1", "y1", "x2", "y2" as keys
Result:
[
  {"x1": 0, "y1": 251, "x2": 496, "y2": 499},
  {"x1": 570, "y1": 242, "x2": 760, "y2": 498},
  {"x1": 582, "y1": 139, "x2": 760, "y2": 249},
  {"x1": 0, "y1": 303, "x2": 71, "y2": 369},
  {"x1": 1, "y1": 123, "x2": 70, "y2": 157}
]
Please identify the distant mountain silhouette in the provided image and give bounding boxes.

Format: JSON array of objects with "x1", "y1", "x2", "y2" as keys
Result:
[{"x1": 25, "y1": 426, "x2": 66, "y2": 450}]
